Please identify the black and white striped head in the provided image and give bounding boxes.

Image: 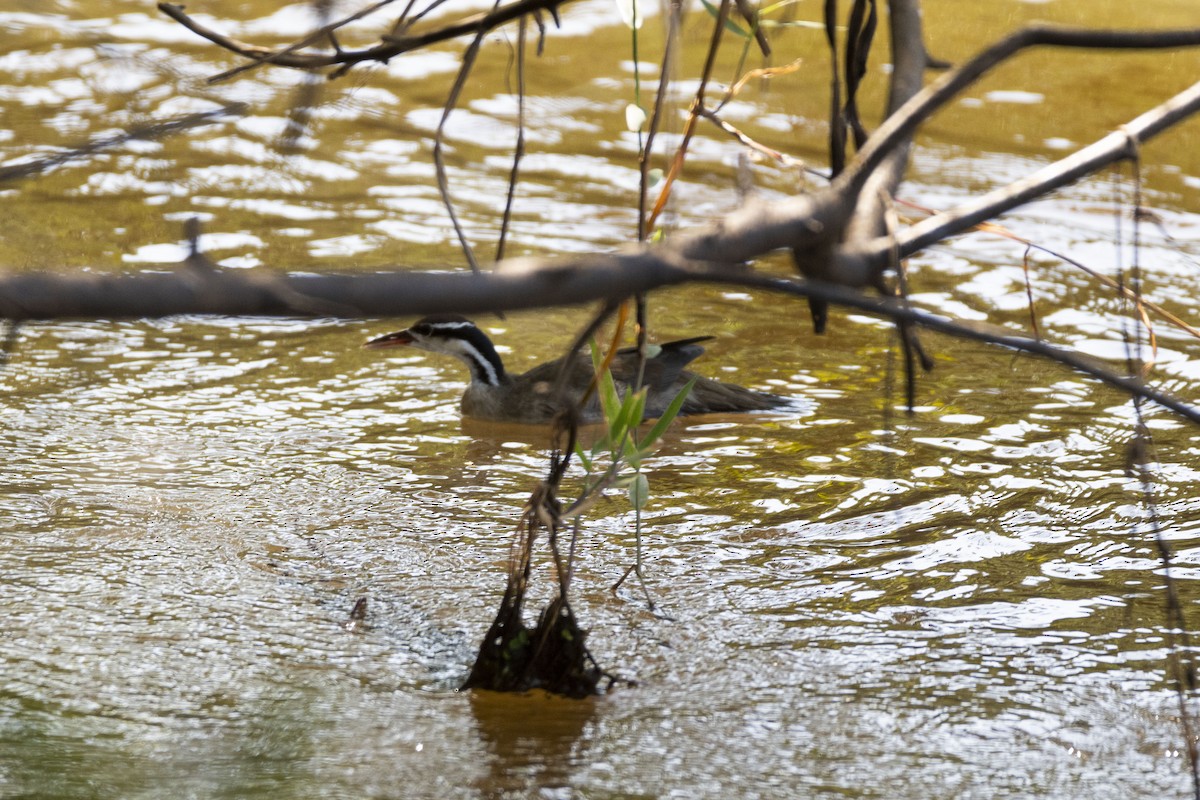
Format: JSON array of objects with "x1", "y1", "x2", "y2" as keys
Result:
[{"x1": 363, "y1": 314, "x2": 507, "y2": 387}]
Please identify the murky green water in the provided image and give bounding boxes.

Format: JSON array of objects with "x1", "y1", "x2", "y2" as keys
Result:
[{"x1": 2, "y1": 1, "x2": 1200, "y2": 797}]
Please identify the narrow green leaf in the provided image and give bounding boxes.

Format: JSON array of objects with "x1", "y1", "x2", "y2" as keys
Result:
[
  {"x1": 641, "y1": 377, "x2": 696, "y2": 447},
  {"x1": 573, "y1": 441, "x2": 593, "y2": 473},
  {"x1": 759, "y1": 0, "x2": 803, "y2": 15},
  {"x1": 699, "y1": 0, "x2": 749, "y2": 37},
  {"x1": 588, "y1": 340, "x2": 621, "y2": 427},
  {"x1": 600, "y1": 368, "x2": 621, "y2": 426},
  {"x1": 628, "y1": 388, "x2": 647, "y2": 431},
  {"x1": 628, "y1": 472, "x2": 650, "y2": 510}
]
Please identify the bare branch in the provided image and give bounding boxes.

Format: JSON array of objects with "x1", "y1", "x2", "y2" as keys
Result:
[
  {"x1": 432, "y1": 3, "x2": 501, "y2": 274},
  {"x1": 496, "y1": 17, "x2": 528, "y2": 262},
  {"x1": 645, "y1": 0, "x2": 733, "y2": 231},
  {"x1": 157, "y1": 0, "x2": 576, "y2": 76},
  {"x1": 2, "y1": 258, "x2": 1198, "y2": 425},
  {"x1": 839, "y1": 25, "x2": 1200, "y2": 202},
  {"x1": 833, "y1": 77, "x2": 1200, "y2": 278},
  {"x1": 893, "y1": 79, "x2": 1200, "y2": 259}
]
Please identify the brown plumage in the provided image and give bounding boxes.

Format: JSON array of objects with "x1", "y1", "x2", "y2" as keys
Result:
[{"x1": 363, "y1": 314, "x2": 789, "y2": 424}]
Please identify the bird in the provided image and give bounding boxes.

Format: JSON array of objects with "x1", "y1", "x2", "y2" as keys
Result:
[{"x1": 362, "y1": 314, "x2": 791, "y2": 424}]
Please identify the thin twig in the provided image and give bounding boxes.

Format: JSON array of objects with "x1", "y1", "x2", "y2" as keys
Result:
[
  {"x1": 496, "y1": 17, "x2": 528, "y2": 262},
  {"x1": 432, "y1": 3, "x2": 504, "y2": 274},
  {"x1": 207, "y1": 0, "x2": 403, "y2": 83},
  {"x1": 158, "y1": 0, "x2": 578, "y2": 74},
  {"x1": 645, "y1": 0, "x2": 733, "y2": 231},
  {"x1": 638, "y1": 1, "x2": 681, "y2": 242}
]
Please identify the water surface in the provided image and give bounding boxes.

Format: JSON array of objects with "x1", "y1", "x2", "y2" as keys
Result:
[{"x1": 2, "y1": 1, "x2": 1200, "y2": 797}]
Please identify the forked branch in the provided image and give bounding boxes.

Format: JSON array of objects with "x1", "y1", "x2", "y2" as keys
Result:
[{"x1": 157, "y1": 0, "x2": 576, "y2": 78}]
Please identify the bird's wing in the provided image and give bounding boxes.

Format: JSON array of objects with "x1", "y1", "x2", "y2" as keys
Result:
[{"x1": 612, "y1": 336, "x2": 713, "y2": 393}]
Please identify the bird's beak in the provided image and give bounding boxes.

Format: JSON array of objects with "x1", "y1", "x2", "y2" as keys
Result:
[{"x1": 362, "y1": 329, "x2": 414, "y2": 349}]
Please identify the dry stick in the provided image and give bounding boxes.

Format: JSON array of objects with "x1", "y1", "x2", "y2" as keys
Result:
[
  {"x1": 432, "y1": 4, "x2": 504, "y2": 275},
  {"x1": 543, "y1": 301, "x2": 624, "y2": 595},
  {"x1": 714, "y1": 57, "x2": 806, "y2": 112},
  {"x1": 1139, "y1": 465, "x2": 1200, "y2": 800},
  {"x1": 388, "y1": 0, "x2": 425, "y2": 36},
  {"x1": 276, "y1": 0, "x2": 337, "y2": 153},
  {"x1": 879, "y1": 190, "x2": 924, "y2": 410},
  {"x1": 206, "y1": 0, "x2": 404, "y2": 83},
  {"x1": 697, "y1": 105, "x2": 809, "y2": 171},
  {"x1": 734, "y1": 0, "x2": 771, "y2": 57},
  {"x1": 1118, "y1": 146, "x2": 1155, "y2": 375},
  {"x1": 638, "y1": 2, "x2": 680, "y2": 242},
  {"x1": 840, "y1": 0, "x2": 876, "y2": 149},
  {"x1": 697, "y1": 59, "x2": 821, "y2": 175},
  {"x1": 833, "y1": 76, "x2": 1200, "y2": 288},
  {"x1": 158, "y1": 0, "x2": 577, "y2": 72},
  {"x1": 397, "y1": 0, "x2": 456, "y2": 31},
  {"x1": 690, "y1": 270, "x2": 1200, "y2": 427},
  {"x1": 1019, "y1": 244, "x2": 1041, "y2": 340},
  {"x1": 823, "y1": 0, "x2": 845, "y2": 176},
  {"x1": 496, "y1": 17, "x2": 528, "y2": 262},
  {"x1": 549, "y1": 301, "x2": 622, "y2": 437},
  {"x1": 0, "y1": 103, "x2": 246, "y2": 184},
  {"x1": 645, "y1": 0, "x2": 733, "y2": 232},
  {"x1": 895, "y1": 78, "x2": 1200, "y2": 258}
]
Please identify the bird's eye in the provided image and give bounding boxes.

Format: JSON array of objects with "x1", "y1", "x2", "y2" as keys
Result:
[{"x1": 412, "y1": 324, "x2": 432, "y2": 336}]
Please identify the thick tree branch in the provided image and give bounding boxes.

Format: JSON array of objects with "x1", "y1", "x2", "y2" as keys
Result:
[{"x1": 1, "y1": 258, "x2": 1197, "y2": 425}]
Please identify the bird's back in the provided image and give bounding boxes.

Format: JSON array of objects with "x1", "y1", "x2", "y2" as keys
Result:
[{"x1": 464, "y1": 337, "x2": 784, "y2": 423}]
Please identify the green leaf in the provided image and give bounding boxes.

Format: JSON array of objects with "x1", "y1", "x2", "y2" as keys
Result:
[
  {"x1": 699, "y1": 0, "x2": 749, "y2": 37},
  {"x1": 573, "y1": 441, "x2": 593, "y2": 473},
  {"x1": 758, "y1": 0, "x2": 801, "y2": 15},
  {"x1": 588, "y1": 339, "x2": 621, "y2": 426},
  {"x1": 627, "y1": 388, "x2": 647, "y2": 431},
  {"x1": 600, "y1": 369, "x2": 621, "y2": 427},
  {"x1": 641, "y1": 377, "x2": 696, "y2": 448},
  {"x1": 627, "y1": 472, "x2": 650, "y2": 510}
]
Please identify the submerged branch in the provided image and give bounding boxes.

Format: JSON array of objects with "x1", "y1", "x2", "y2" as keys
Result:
[{"x1": 0, "y1": 103, "x2": 245, "y2": 185}]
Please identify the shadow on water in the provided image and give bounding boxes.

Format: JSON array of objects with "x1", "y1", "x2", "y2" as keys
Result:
[{"x1": 467, "y1": 689, "x2": 601, "y2": 797}]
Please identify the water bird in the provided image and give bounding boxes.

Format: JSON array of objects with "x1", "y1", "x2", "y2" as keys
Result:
[{"x1": 363, "y1": 314, "x2": 790, "y2": 424}]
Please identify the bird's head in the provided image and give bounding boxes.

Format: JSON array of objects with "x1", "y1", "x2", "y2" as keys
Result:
[{"x1": 364, "y1": 314, "x2": 506, "y2": 386}]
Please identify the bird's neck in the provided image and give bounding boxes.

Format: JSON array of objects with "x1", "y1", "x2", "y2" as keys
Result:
[{"x1": 451, "y1": 331, "x2": 508, "y2": 387}]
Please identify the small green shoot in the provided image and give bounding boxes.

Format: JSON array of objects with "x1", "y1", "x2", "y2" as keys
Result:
[{"x1": 571, "y1": 339, "x2": 694, "y2": 612}]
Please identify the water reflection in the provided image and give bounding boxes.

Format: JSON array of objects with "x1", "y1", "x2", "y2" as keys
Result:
[{"x1": 468, "y1": 690, "x2": 598, "y2": 795}]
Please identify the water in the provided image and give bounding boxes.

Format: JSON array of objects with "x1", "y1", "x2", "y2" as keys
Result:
[{"x1": 1, "y1": 1, "x2": 1200, "y2": 797}]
